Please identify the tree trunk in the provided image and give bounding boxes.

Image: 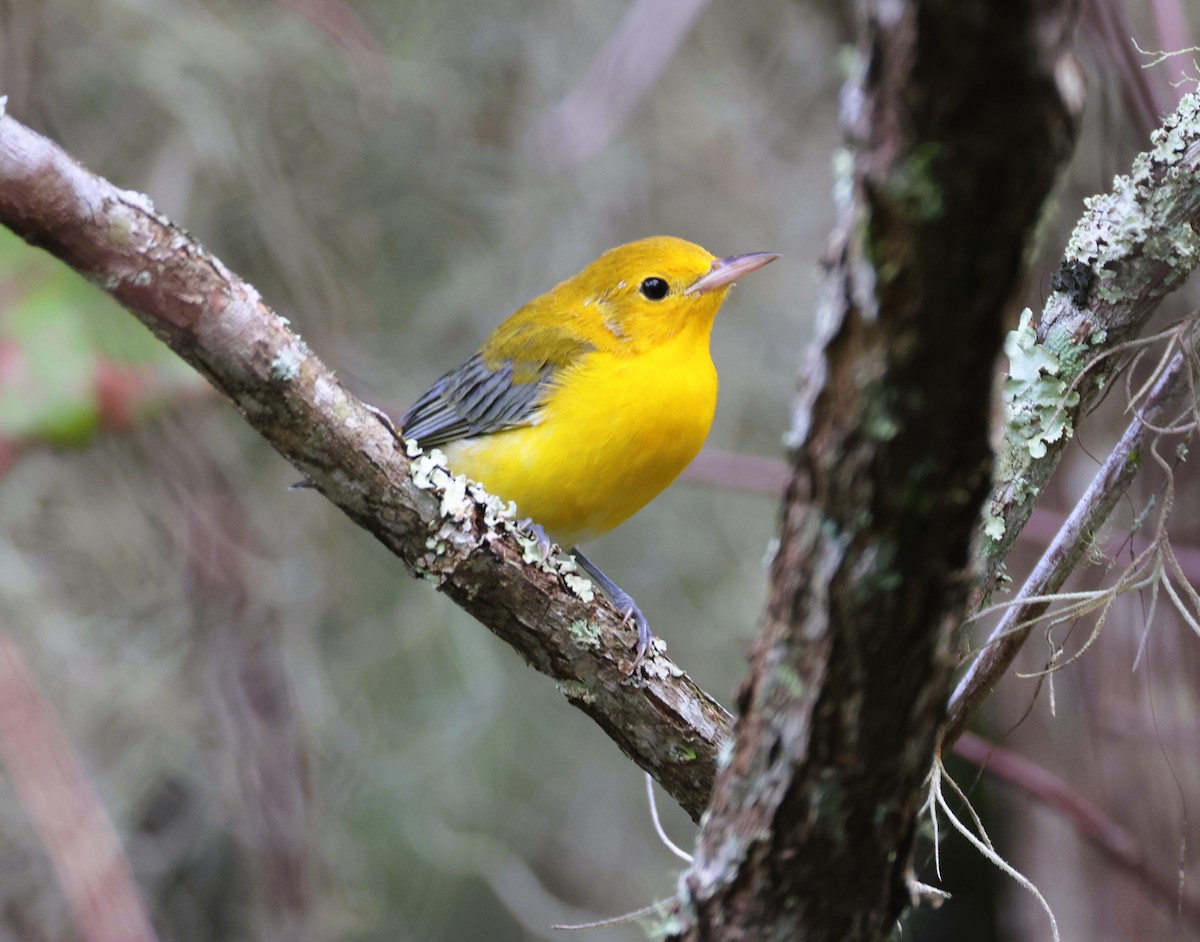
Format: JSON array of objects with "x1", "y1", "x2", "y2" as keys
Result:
[{"x1": 672, "y1": 1, "x2": 1080, "y2": 938}]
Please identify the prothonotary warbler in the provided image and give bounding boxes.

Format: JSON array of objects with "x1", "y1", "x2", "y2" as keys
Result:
[{"x1": 400, "y1": 236, "x2": 779, "y2": 664}]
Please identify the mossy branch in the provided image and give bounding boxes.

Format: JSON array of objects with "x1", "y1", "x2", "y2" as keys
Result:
[
  {"x1": 981, "y1": 92, "x2": 1200, "y2": 593},
  {"x1": 954, "y1": 92, "x2": 1200, "y2": 739}
]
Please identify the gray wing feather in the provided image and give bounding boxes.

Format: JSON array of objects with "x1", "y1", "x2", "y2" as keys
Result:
[{"x1": 400, "y1": 354, "x2": 553, "y2": 448}]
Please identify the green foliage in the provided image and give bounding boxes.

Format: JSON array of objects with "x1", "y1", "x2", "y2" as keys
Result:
[{"x1": 0, "y1": 228, "x2": 199, "y2": 444}]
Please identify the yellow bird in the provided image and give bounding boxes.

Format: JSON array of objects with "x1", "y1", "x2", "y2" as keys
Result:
[{"x1": 401, "y1": 236, "x2": 779, "y2": 662}]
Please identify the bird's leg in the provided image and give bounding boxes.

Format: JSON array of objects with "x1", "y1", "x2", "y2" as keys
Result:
[{"x1": 570, "y1": 548, "x2": 653, "y2": 667}]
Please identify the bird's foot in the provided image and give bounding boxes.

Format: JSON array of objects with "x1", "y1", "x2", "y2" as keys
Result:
[
  {"x1": 571, "y1": 548, "x2": 655, "y2": 672},
  {"x1": 617, "y1": 598, "x2": 653, "y2": 669},
  {"x1": 521, "y1": 519, "x2": 557, "y2": 558}
]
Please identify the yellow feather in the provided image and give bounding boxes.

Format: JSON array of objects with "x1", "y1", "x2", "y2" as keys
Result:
[
  {"x1": 443, "y1": 312, "x2": 719, "y2": 544},
  {"x1": 405, "y1": 235, "x2": 778, "y2": 546}
]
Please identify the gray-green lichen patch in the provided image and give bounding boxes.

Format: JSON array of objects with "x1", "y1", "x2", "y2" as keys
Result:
[
  {"x1": 567, "y1": 618, "x2": 602, "y2": 649},
  {"x1": 88, "y1": 272, "x2": 121, "y2": 292},
  {"x1": 408, "y1": 449, "x2": 481, "y2": 575},
  {"x1": 831, "y1": 147, "x2": 856, "y2": 219},
  {"x1": 638, "y1": 643, "x2": 682, "y2": 679},
  {"x1": 1065, "y1": 92, "x2": 1200, "y2": 305},
  {"x1": 982, "y1": 506, "x2": 1006, "y2": 541},
  {"x1": 562, "y1": 572, "x2": 595, "y2": 603},
  {"x1": 269, "y1": 341, "x2": 304, "y2": 382},
  {"x1": 407, "y1": 445, "x2": 604, "y2": 598},
  {"x1": 1003, "y1": 309, "x2": 1081, "y2": 460},
  {"x1": 861, "y1": 388, "x2": 901, "y2": 442},
  {"x1": 647, "y1": 909, "x2": 683, "y2": 942}
]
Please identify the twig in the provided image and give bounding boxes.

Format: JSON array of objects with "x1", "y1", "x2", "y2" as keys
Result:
[
  {"x1": 945, "y1": 340, "x2": 1197, "y2": 745},
  {"x1": 979, "y1": 93, "x2": 1200, "y2": 598}
]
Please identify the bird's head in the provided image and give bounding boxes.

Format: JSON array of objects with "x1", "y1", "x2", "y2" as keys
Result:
[{"x1": 566, "y1": 236, "x2": 779, "y2": 349}]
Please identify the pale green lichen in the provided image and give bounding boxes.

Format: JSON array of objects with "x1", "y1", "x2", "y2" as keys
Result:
[
  {"x1": 1002, "y1": 309, "x2": 1081, "y2": 460},
  {"x1": 409, "y1": 451, "x2": 444, "y2": 490},
  {"x1": 89, "y1": 273, "x2": 121, "y2": 292},
  {"x1": 1065, "y1": 92, "x2": 1200, "y2": 304},
  {"x1": 408, "y1": 446, "x2": 600, "y2": 603},
  {"x1": 516, "y1": 528, "x2": 553, "y2": 566},
  {"x1": 562, "y1": 572, "x2": 595, "y2": 603},
  {"x1": 437, "y1": 472, "x2": 473, "y2": 519},
  {"x1": 862, "y1": 389, "x2": 901, "y2": 442},
  {"x1": 649, "y1": 911, "x2": 683, "y2": 941},
  {"x1": 638, "y1": 649, "x2": 682, "y2": 679},
  {"x1": 567, "y1": 619, "x2": 602, "y2": 649},
  {"x1": 109, "y1": 214, "x2": 133, "y2": 248},
  {"x1": 982, "y1": 508, "x2": 1006, "y2": 541},
  {"x1": 269, "y1": 343, "x2": 303, "y2": 382},
  {"x1": 831, "y1": 147, "x2": 856, "y2": 219}
]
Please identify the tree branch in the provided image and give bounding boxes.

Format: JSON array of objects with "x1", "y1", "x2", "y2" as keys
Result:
[
  {"x1": 943, "y1": 88, "x2": 1200, "y2": 745},
  {"x1": 0, "y1": 102, "x2": 731, "y2": 822},
  {"x1": 979, "y1": 91, "x2": 1200, "y2": 598},
  {"x1": 945, "y1": 328, "x2": 1199, "y2": 745}
]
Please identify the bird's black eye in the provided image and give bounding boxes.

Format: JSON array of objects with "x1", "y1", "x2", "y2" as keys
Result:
[{"x1": 639, "y1": 277, "x2": 669, "y2": 300}]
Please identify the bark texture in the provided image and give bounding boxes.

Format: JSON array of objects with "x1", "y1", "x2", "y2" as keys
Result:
[{"x1": 673, "y1": 2, "x2": 1080, "y2": 939}]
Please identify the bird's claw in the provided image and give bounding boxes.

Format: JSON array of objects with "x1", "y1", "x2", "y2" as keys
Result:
[
  {"x1": 521, "y1": 519, "x2": 556, "y2": 557},
  {"x1": 620, "y1": 605, "x2": 653, "y2": 670},
  {"x1": 604, "y1": 588, "x2": 653, "y2": 670},
  {"x1": 569, "y1": 548, "x2": 655, "y2": 672}
]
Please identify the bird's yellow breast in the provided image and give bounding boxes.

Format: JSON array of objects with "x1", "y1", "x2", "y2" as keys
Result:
[{"x1": 441, "y1": 328, "x2": 718, "y2": 546}]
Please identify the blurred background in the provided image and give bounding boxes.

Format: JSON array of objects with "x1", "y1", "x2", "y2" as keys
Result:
[{"x1": 0, "y1": 1, "x2": 1198, "y2": 939}]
